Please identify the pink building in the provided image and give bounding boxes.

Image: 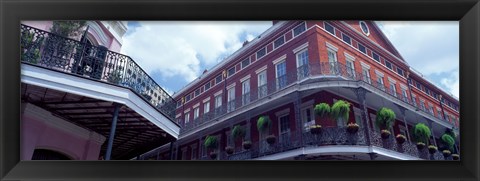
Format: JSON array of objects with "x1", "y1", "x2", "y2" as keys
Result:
[{"x1": 20, "y1": 21, "x2": 180, "y2": 160}]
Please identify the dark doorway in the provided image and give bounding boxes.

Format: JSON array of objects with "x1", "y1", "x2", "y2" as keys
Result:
[{"x1": 32, "y1": 149, "x2": 72, "y2": 160}]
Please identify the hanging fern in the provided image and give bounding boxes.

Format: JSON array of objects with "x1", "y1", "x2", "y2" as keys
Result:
[
  {"x1": 204, "y1": 135, "x2": 218, "y2": 149},
  {"x1": 257, "y1": 116, "x2": 272, "y2": 133},
  {"x1": 441, "y1": 134, "x2": 455, "y2": 151},
  {"x1": 444, "y1": 128, "x2": 457, "y2": 139},
  {"x1": 231, "y1": 125, "x2": 246, "y2": 141},
  {"x1": 413, "y1": 123, "x2": 431, "y2": 144},
  {"x1": 314, "y1": 103, "x2": 331, "y2": 119},
  {"x1": 331, "y1": 100, "x2": 350, "y2": 121},
  {"x1": 375, "y1": 107, "x2": 396, "y2": 130}
]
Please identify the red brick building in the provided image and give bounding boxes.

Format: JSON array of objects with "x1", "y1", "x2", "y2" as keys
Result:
[{"x1": 140, "y1": 21, "x2": 460, "y2": 160}]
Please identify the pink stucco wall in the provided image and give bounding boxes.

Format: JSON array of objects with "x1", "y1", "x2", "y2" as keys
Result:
[
  {"x1": 21, "y1": 106, "x2": 105, "y2": 160},
  {"x1": 21, "y1": 21, "x2": 123, "y2": 52}
]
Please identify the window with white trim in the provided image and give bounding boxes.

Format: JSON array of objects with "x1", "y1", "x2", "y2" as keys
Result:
[
  {"x1": 345, "y1": 58, "x2": 355, "y2": 78},
  {"x1": 358, "y1": 44, "x2": 366, "y2": 54},
  {"x1": 301, "y1": 106, "x2": 314, "y2": 130},
  {"x1": 227, "y1": 87, "x2": 235, "y2": 112},
  {"x1": 342, "y1": 33, "x2": 352, "y2": 45},
  {"x1": 296, "y1": 49, "x2": 309, "y2": 80},
  {"x1": 215, "y1": 74, "x2": 222, "y2": 85},
  {"x1": 293, "y1": 22, "x2": 307, "y2": 37},
  {"x1": 324, "y1": 22, "x2": 335, "y2": 35},
  {"x1": 227, "y1": 67, "x2": 235, "y2": 77},
  {"x1": 412, "y1": 94, "x2": 417, "y2": 107},
  {"x1": 385, "y1": 60, "x2": 393, "y2": 70},
  {"x1": 327, "y1": 48, "x2": 338, "y2": 75},
  {"x1": 359, "y1": 21, "x2": 370, "y2": 36},
  {"x1": 214, "y1": 95, "x2": 222, "y2": 112},
  {"x1": 204, "y1": 101, "x2": 210, "y2": 114},
  {"x1": 376, "y1": 73, "x2": 385, "y2": 90},
  {"x1": 256, "y1": 47, "x2": 266, "y2": 59},
  {"x1": 185, "y1": 112, "x2": 190, "y2": 123},
  {"x1": 275, "y1": 60, "x2": 287, "y2": 90},
  {"x1": 372, "y1": 52, "x2": 380, "y2": 62},
  {"x1": 278, "y1": 114, "x2": 291, "y2": 144},
  {"x1": 204, "y1": 82, "x2": 211, "y2": 91},
  {"x1": 389, "y1": 81, "x2": 397, "y2": 97},
  {"x1": 274, "y1": 36, "x2": 285, "y2": 49},
  {"x1": 362, "y1": 67, "x2": 371, "y2": 84},
  {"x1": 241, "y1": 79, "x2": 250, "y2": 105},
  {"x1": 191, "y1": 147, "x2": 197, "y2": 160},
  {"x1": 353, "y1": 107, "x2": 363, "y2": 128},
  {"x1": 241, "y1": 58, "x2": 250, "y2": 69},
  {"x1": 420, "y1": 99, "x2": 426, "y2": 111},
  {"x1": 258, "y1": 70, "x2": 267, "y2": 98},
  {"x1": 193, "y1": 107, "x2": 199, "y2": 120},
  {"x1": 401, "y1": 88, "x2": 408, "y2": 102}
]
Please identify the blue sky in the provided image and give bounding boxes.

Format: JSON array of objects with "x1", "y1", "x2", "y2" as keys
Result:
[{"x1": 120, "y1": 21, "x2": 459, "y2": 99}]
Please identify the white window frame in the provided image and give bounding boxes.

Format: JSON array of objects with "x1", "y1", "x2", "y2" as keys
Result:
[
  {"x1": 193, "y1": 107, "x2": 199, "y2": 120},
  {"x1": 362, "y1": 65, "x2": 371, "y2": 84},
  {"x1": 277, "y1": 114, "x2": 291, "y2": 144},
  {"x1": 203, "y1": 101, "x2": 210, "y2": 114},
  {"x1": 185, "y1": 112, "x2": 190, "y2": 123}
]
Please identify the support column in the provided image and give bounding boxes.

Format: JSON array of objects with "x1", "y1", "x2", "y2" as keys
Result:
[
  {"x1": 105, "y1": 103, "x2": 121, "y2": 160},
  {"x1": 169, "y1": 141, "x2": 175, "y2": 160},
  {"x1": 427, "y1": 120, "x2": 437, "y2": 146},
  {"x1": 291, "y1": 92, "x2": 303, "y2": 146},
  {"x1": 398, "y1": 107, "x2": 411, "y2": 142},
  {"x1": 199, "y1": 137, "x2": 205, "y2": 159},
  {"x1": 354, "y1": 88, "x2": 372, "y2": 145},
  {"x1": 368, "y1": 153, "x2": 377, "y2": 160}
]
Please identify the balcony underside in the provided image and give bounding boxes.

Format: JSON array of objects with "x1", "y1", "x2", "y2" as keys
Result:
[{"x1": 21, "y1": 64, "x2": 179, "y2": 159}]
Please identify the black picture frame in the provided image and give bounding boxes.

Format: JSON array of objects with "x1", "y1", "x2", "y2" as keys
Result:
[{"x1": 1, "y1": 0, "x2": 479, "y2": 180}]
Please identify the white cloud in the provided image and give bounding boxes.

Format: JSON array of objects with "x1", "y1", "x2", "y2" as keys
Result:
[
  {"x1": 441, "y1": 71, "x2": 460, "y2": 98},
  {"x1": 378, "y1": 21, "x2": 459, "y2": 75},
  {"x1": 378, "y1": 21, "x2": 459, "y2": 97},
  {"x1": 121, "y1": 21, "x2": 271, "y2": 82}
]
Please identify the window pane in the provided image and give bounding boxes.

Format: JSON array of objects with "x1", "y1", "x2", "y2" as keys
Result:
[
  {"x1": 325, "y1": 22, "x2": 335, "y2": 35},
  {"x1": 358, "y1": 44, "x2": 366, "y2": 54},
  {"x1": 256, "y1": 47, "x2": 266, "y2": 59},
  {"x1": 293, "y1": 22, "x2": 306, "y2": 37},
  {"x1": 274, "y1": 36, "x2": 285, "y2": 49},
  {"x1": 342, "y1": 33, "x2": 351, "y2": 44}
]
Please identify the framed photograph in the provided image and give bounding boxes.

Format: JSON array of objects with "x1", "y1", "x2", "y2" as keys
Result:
[{"x1": 1, "y1": 0, "x2": 479, "y2": 180}]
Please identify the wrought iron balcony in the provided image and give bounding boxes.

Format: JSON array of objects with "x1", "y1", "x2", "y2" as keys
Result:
[
  {"x1": 221, "y1": 126, "x2": 453, "y2": 160},
  {"x1": 179, "y1": 61, "x2": 452, "y2": 134},
  {"x1": 20, "y1": 24, "x2": 177, "y2": 120}
]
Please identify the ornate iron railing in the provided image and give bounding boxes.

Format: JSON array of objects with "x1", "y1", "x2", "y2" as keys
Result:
[
  {"x1": 222, "y1": 127, "x2": 448, "y2": 160},
  {"x1": 20, "y1": 24, "x2": 177, "y2": 120},
  {"x1": 180, "y1": 60, "x2": 451, "y2": 134}
]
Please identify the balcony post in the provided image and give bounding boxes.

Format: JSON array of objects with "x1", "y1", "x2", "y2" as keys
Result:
[
  {"x1": 354, "y1": 88, "x2": 372, "y2": 146},
  {"x1": 105, "y1": 103, "x2": 121, "y2": 160},
  {"x1": 291, "y1": 92, "x2": 303, "y2": 147},
  {"x1": 427, "y1": 120, "x2": 437, "y2": 147},
  {"x1": 398, "y1": 107, "x2": 411, "y2": 142},
  {"x1": 169, "y1": 141, "x2": 175, "y2": 160}
]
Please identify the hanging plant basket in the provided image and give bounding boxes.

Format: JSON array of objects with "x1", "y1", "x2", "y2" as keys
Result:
[
  {"x1": 442, "y1": 150, "x2": 452, "y2": 157},
  {"x1": 452, "y1": 154, "x2": 459, "y2": 160},
  {"x1": 242, "y1": 141, "x2": 252, "y2": 150},
  {"x1": 225, "y1": 146, "x2": 234, "y2": 155},
  {"x1": 346, "y1": 123, "x2": 359, "y2": 134},
  {"x1": 395, "y1": 134, "x2": 406, "y2": 144},
  {"x1": 309, "y1": 125, "x2": 322, "y2": 134},
  {"x1": 266, "y1": 134, "x2": 276, "y2": 145},
  {"x1": 209, "y1": 152, "x2": 218, "y2": 159},
  {"x1": 381, "y1": 129, "x2": 391, "y2": 139},
  {"x1": 428, "y1": 145, "x2": 438, "y2": 154},
  {"x1": 416, "y1": 142, "x2": 426, "y2": 150}
]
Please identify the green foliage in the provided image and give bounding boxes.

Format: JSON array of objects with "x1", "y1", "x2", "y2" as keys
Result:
[
  {"x1": 21, "y1": 31, "x2": 44, "y2": 64},
  {"x1": 330, "y1": 100, "x2": 350, "y2": 121},
  {"x1": 441, "y1": 134, "x2": 455, "y2": 151},
  {"x1": 231, "y1": 125, "x2": 246, "y2": 140},
  {"x1": 314, "y1": 103, "x2": 331, "y2": 119},
  {"x1": 50, "y1": 21, "x2": 87, "y2": 38},
  {"x1": 445, "y1": 128, "x2": 456, "y2": 139},
  {"x1": 257, "y1": 116, "x2": 272, "y2": 133},
  {"x1": 375, "y1": 107, "x2": 396, "y2": 130},
  {"x1": 413, "y1": 123, "x2": 431, "y2": 144},
  {"x1": 204, "y1": 135, "x2": 218, "y2": 149}
]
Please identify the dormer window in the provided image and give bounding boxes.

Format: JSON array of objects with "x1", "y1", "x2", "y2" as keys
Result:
[{"x1": 359, "y1": 21, "x2": 370, "y2": 36}]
